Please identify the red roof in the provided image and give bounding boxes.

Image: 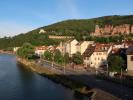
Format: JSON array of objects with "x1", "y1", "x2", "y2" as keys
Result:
[
  {"x1": 94, "y1": 43, "x2": 111, "y2": 52},
  {"x1": 36, "y1": 46, "x2": 47, "y2": 50}
]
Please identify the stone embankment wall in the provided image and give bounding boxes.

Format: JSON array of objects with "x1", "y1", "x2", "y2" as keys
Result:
[
  {"x1": 17, "y1": 58, "x2": 53, "y2": 74},
  {"x1": 17, "y1": 58, "x2": 120, "y2": 100}
]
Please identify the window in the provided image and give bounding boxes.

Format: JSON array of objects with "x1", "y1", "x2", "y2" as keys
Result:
[
  {"x1": 86, "y1": 57, "x2": 89, "y2": 60},
  {"x1": 130, "y1": 56, "x2": 133, "y2": 61}
]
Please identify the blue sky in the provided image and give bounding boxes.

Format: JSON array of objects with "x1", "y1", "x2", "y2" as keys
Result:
[{"x1": 0, "y1": 0, "x2": 133, "y2": 37}]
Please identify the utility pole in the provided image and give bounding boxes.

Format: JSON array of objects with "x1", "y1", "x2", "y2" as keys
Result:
[
  {"x1": 95, "y1": 68, "x2": 98, "y2": 76},
  {"x1": 120, "y1": 68, "x2": 123, "y2": 99},
  {"x1": 107, "y1": 61, "x2": 109, "y2": 77},
  {"x1": 52, "y1": 51, "x2": 54, "y2": 69},
  {"x1": 64, "y1": 61, "x2": 66, "y2": 74},
  {"x1": 64, "y1": 42, "x2": 66, "y2": 74},
  {"x1": 63, "y1": 54, "x2": 66, "y2": 74},
  {"x1": 120, "y1": 68, "x2": 123, "y2": 79}
]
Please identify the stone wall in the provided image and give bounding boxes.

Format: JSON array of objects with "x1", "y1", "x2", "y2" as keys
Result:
[{"x1": 91, "y1": 24, "x2": 133, "y2": 36}]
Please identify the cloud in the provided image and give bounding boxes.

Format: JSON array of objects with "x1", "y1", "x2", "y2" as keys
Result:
[{"x1": 0, "y1": 21, "x2": 34, "y2": 37}]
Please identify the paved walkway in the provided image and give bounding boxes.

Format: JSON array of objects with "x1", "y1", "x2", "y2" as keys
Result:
[{"x1": 37, "y1": 60, "x2": 133, "y2": 100}]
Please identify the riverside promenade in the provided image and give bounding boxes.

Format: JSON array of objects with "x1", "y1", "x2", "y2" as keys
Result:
[
  {"x1": 37, "y1": 59, "x2": 133, "y2": 100},
  {"x1": 17, "y1": 58, "x2": 121, "y2": 100}
]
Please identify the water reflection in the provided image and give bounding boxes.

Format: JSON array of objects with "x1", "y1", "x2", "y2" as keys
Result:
[{"x1": 0, "y1": 54, "x2": 88, "y2": 100}]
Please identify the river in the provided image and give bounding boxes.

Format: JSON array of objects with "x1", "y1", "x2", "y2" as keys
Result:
[{"x1": 0, "y1": 54, "x2": 88, "y2": 100}]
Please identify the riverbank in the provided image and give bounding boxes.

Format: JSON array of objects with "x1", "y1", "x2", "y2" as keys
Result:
[
  {"x1": 17, "y1": 58, "x2": 120, "y2": 100},
  {"x1": 0, "y1": 51, "x2": 14, "y2": 55}
]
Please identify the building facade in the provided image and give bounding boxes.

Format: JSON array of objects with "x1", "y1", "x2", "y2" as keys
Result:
[
  {"x1": 83, "y1": 43, "x2": 112, "y2": 69},
  {"x1": 127, "y1": 46, "x2": 133, "y2": 75},
  {"x1": 35, "y1": 46, "x2": 47, "y2": 56}
]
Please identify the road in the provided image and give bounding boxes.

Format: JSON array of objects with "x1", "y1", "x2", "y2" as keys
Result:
[{"x1": 37, "y1": 60, "x2": 133, "y2": 100}]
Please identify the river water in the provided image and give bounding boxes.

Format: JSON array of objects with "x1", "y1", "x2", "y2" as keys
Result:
[{"x1": 0, "y1": 54, "x2": 87, "y2": 100}]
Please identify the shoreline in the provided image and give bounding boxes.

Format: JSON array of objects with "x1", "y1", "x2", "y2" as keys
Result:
[
  {"x1": 0, "y1": 52, "x2": 14, "y2": 55},
  {"x1": 17, "y1": 57, "x2": 120, "y2": 100},
  {"x1": 17, "y1": 58, "x2": 92, "y2": 96}
]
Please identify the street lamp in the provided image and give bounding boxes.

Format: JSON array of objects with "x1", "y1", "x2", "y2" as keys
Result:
[
  {"x1": 52, "y1": 51, "x2": 55, "y2": 69},
  {"x1": 95, "y1": 67, "x2": 98, "y2": 76},
  {"x1": 106, "y1": 61, "x2": 109, "y2": 77},
  {"x1": 64, "y1": 60, "x2": 66, "y2": 74},
  {"x1": 120, "y1": 68, "x2": 123, "y2": 79}
]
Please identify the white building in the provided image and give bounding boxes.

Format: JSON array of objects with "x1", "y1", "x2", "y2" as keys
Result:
[
  {"x1": 76, "y1": 41, "x2": 94, "y2": 55},
  {"x1": 56, "y1": 44, "x2": 65, "y2": 55},
  {"x1": 58, "y1": 40, "x2": 94, "y2": 56},
  {"x1": 127, "y1": 46, "x2": 133, "y2": 75},
  {"x1": 69, "y1": 39, "x2": 79, "y2": 55},
  {"x1": 60, "y1": 39, "x2": 79, "y2": 56},
  {"x1": 47, "y1": 45, "x2": 55, "y2": 52},
  {"x1": 35, "y1": 46, "x2": 47, "y2": 56},
  {"x1": 13, "y1": 47, "x2": 20, "y2": 53},
  {"x1": 83, "y1": 43, "x2": 112, "y2": 69},
  {"x1": 112, "y1": 41, "x2": 133, "y2": 50},
  {"x1": 39, "y1": 29, "x2": 46, "y2": 34}
]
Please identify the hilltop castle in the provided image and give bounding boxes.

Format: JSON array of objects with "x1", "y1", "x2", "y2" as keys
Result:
[{"x1": 91, "y1": 24, "x2": 133, "y2": 36}]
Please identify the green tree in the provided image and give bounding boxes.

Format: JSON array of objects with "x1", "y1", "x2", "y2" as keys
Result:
[
  {"x1": 43, "y1": 51, "x2": 52, "y2": 61},
  {"x1": 17, "y1": 43, "x2": 35, "y2": 59},
  {"x1": 75, "y1": 33, "x2": 84, "y2": 41},
  {"x1": 108, "y1": 55, "x2": 125, "y2": 72},
  {"x1": 64, "y1": 53, "x2": 70, "y2": 64},
  {"x1": 54, "y1": 50, "x2": 64, "y2": 64},
  {"x1": 72, "y1": 52, "x2": 83, "y2": 65}
]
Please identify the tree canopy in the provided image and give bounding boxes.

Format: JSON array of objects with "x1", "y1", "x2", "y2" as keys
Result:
[
  {"x1": 108, "y1": 55, "x2": 125, "y2": 72},
  {"x1": 43, "y1": 51, "x2": 53, "y2": 61},
  {"x1": 64, "y1": 53, "x2": 70, "y2": 64},
  {"x1": 54, "y1": 50, "x2": 64, "y2": 64},
  {"x1": 72, "y1": 52, "x2": 83, "y2": 65},
  {"x1": 0, "y1": 15, "x2": 133, "y2": 49},
  {"x1": 17, "y1": 43, "x2": 35, "y2": 59}
]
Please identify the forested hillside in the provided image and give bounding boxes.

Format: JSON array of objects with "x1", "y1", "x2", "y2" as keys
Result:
[
  {"x1": 43, "y1": 15, "x2": 133, "y2": 35},
  {"x1": 0, "y1": 15, "x2": 133, "y2": 49}
]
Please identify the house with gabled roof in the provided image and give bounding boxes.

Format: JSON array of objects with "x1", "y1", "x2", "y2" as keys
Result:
[
  {"x1": 35, "y1": 46, "x2": 47, "y2": 56},
  {"x1": 83, "y1": 43, "x2": 112, "y2": 69}
]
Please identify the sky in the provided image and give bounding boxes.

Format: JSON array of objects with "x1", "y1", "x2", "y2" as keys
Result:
[{"x1": 0, "y1": 0, "x2": 133, "y2": 37}]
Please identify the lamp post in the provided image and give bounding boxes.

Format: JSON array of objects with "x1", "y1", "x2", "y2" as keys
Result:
[
  {"x1": 64, "y1": 59, "x2": 66, "y2": 74},
  {"x1": 106, "y1": 61, "x2": 109, "y2": 77},
  {"x1": 63, "y1": 48, "x2": 66, "y2": 74},
  {"x1": 52, "y1": 51, "x2": 55, "y2": 69},
  {"x1": 120, "y1": 68, "x2": 123, "y2": 79},
  {"x1": 95, "y1": 68, "x2": 98, "y2": 76}
]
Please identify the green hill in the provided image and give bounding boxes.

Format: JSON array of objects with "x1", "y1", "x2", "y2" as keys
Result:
[
  {"x1": 0, "y1": 15, "x2": 133, "y2": 49},
  {"x1": 41, "y1": 15, "x2": 133, "y2": 35}
]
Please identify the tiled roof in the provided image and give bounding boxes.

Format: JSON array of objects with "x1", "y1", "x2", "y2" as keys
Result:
[
  {"x1": 35, "y1": 46, "x2": 47, "y2": 50},
  {"x1": 123, "y1": 41, "x2": 133, "y2": 46},
  {"x1": 75, "y1": 41, "x2": 84, "y2": 46},
  {"x1": 94, "y1": 43, "x2": 111, "y2": 52},
  {"x1": 127, "y1": 46, "x2": 133, "y2": 55},
  {"x1": 83, "y1": 45, "x2": 95, "y2": 57}
]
